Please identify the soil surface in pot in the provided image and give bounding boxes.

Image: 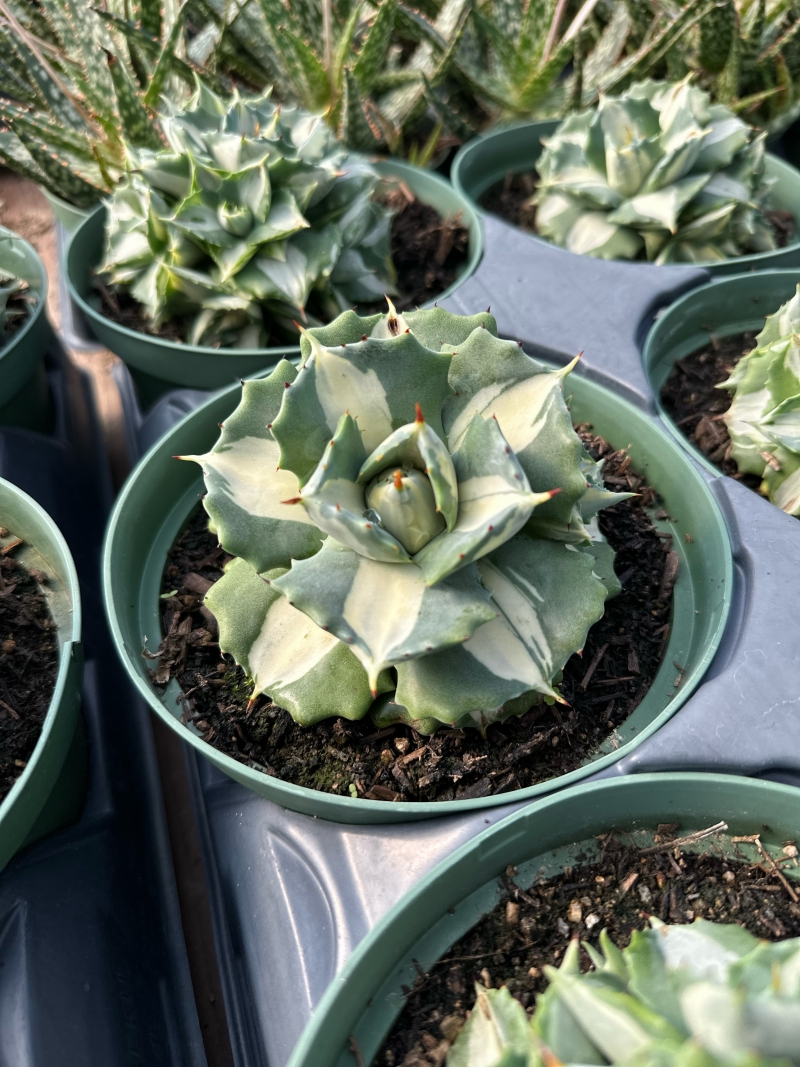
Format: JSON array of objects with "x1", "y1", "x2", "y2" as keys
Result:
[
  {"x1": 660, "y1": 332, "x2": 762, "y2": 489},
  {"x1": 153, "y1": 429, "x2": 678, "y2": 803},
  {"x1": 480, "y1": 170, "x2": 796, "y2": 250},
  {"x1": 0, "y1": 537, "x2": 58, "y2": 802},
  {"x1": 94, "y1": 192, "x2": 469, "y2": 343},
  {"x1": 379, "y1": 827, "x2": 800, "y2": 1067}
]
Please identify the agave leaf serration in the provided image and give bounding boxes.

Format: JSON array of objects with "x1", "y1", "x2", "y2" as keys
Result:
[{"x1": 186, "y1": 304, "x2": 626, "y2": 733}]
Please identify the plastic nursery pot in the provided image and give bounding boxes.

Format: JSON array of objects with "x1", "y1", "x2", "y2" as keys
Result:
[
  {"x1": 40, "y1": 187, "x2": 92, "y2": 235},
  {"x1": 0, "y1": 229, "x2": 52, "y2": 431},
  {"x1": 0, "y1": 478, "x2": 84, "y2": 873},
  {"x1": 644, "y1": 268, "x2": 800, "y2": 478},
  {"x1": 286, "y1": 772, "x2": 800, "y2": 1067},
  {"x1": 103, "y1": 363, "x2": 732, "y2": 825},
  {"x1": 451, "y1": 119, "x2": 800, "y2": 275},
  {"x1": 66, "y1": 160, "x2": 483, "y2": 399}
]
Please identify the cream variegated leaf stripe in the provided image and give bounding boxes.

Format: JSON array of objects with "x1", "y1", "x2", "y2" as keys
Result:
[
  {"x1": 721, "y1": 284, "x2": 800, "y2": 515},
  {"x1": 185, "y1": 304, "x2": 626, "y2": 732}
]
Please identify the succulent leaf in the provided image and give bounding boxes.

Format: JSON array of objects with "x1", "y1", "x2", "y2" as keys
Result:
[
  {"x1": 536, "y1": 79, "x2": 776, "y2": 264},
  {"x1": 446, "y1": 985, "x2": 531, "y2": 1067},
  {"x1": 205, "y1": 557, "x2": 388, "y2": 725},
  {"x1": 271, "y1": 538, "x2": 497, "y2": 693},
  {"x1": 720, "y1": 284, "x2": 800, "y2": 513}
]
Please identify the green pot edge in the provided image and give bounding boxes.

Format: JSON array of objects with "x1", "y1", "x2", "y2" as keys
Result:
[
  {"x1": 40, "y1": 186, "x2": 93, "y2": 234},
  {"x1": 0, "y1": 477, "x2": 83, "y2": 872},
  {"x1": 0, "y1": 232, "x2": 50, "y2": 412},
  {"x1": 102, "y1": 366, "x2": 733, "y2": 825},
  {"x1": 643, "y1": 267, "x2": 800, "y2": 480},
  {"x1": 450, "y1": 119, "x2": 800, "y2": 275},
  {"x1": 66, "y1": 158, "x2": 484, "y2": 391},
  {"x1": 285, "y1": 771, "x2": 800, "y2": 1067}
]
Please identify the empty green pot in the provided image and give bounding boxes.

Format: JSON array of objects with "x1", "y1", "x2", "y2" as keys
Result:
[{"x1": 0, "y1": 478, "x2": 85, "y2": 873}]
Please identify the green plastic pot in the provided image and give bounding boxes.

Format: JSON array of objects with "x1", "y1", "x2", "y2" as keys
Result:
[
  {"x1": 286, "y1": 772, "x2": 800, "y2": 1067},
  {"x1": 451, "y1": 119, "x2": 800, "y2": 275},
  {"x1": 0, "y1": 478, "x2": 85, "y2": 873},
  {"x1": 0, "y1": 228, "x2": 52, "y2": 431},
  {"x1": 644, "y1": 268, "x2": 800, "y2": 478},
  {"x1": 67, "y1": 159, "x2": 484, "y2": 399},
  {"x1": 103, "y1": 364, "x2": 732, "y2": 824},
  {"x1": 40, "y1": 187, "x2": 92, "y2": 234}
]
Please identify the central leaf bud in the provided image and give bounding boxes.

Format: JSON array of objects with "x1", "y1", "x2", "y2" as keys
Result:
[{"x1": 365, "y1": 465, "x2": 446, "y2": 555}]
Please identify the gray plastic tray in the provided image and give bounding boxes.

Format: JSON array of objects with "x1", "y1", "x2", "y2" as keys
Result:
[{"x1": 117, "y1": 209, "x2": 800, "y2": 1067}]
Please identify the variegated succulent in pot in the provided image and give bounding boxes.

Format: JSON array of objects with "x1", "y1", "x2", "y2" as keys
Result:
[
  {"x1": 535, "y1": 78, "x2": 779, "y2": 264},
  {"x1": 99, "y1": 82, "x2": 395, "y2": 348},
  {"x1": 449, "y1": 917, "x2": 800, "y2": 1066},
  {"x1": 720, "y1": 284, "x2": 800, "y2": 516},
  {"x1": 184, "y1": 304, "x2": 628, "y2": 734}
]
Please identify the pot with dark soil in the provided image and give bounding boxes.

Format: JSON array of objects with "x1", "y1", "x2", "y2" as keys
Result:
[
  {"x1": 451, "y1": 80, "x2": 800, "y2": 277},
  {"x1": 647, "y1": 268, "x2": 800, "y2": 517},
  {"x1": 0, "y1": 477, "x2": 83, "y2": 872},
  {"x1": 0, "y1": 225, "x2": 52, "y2": 431},
  {"x1": 285, "y1": 773, "x2": 800, "y2": 1067},
  {"x1": 104, "y1": 303, "x2": 731, "y2": 823},
  {"x1": 66, "y1": 84, "x2": 481, "y2": 403}
]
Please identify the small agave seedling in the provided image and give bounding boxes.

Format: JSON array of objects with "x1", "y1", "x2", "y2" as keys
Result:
[
  {"x1": 535, "y1": 78, "x2": 777, "y2": 264},
  {"x1": 185, "y1": 304, "x2": 629, "y2": 733},
  {"x1": 100, "y1": 81, "x2": 395, "y2": 348},
  {"x1": 449, "y1": 917, "x2": 800, "y2": 1066},
  {"x1": 720, "y1": 284, "x2": 800, "y2": 516}
]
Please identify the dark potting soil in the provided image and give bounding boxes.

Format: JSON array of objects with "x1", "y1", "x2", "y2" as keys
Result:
[
  {"x1": 660, "y1": 332, "x2": 762, "y2": 489},
  {"x1": 0, "y1": 282, "x2": 33, "y2": 346},
  {"x1": 480, "y1": 171, "x2": 796, "y2": 250},
  {"x1": 0, "y1": 536, "x2": 59, "y2": 802},
  {"x1": 152, "y1": 430, "x2": 677, "y2": 804},
  {"x1": 357, "y1": 187, "x2": 469, "y2": 315},
  {"x1": 378, "y1": 828, "x2": 800, "y2": 1066},
  {"x1": 95, "y1": 193, "x2": 469, "y2": 341}
]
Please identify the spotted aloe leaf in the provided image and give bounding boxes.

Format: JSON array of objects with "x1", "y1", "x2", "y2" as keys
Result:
[
  {"x1": 192, "y1": 304, "x2": 621, "y2": 734},
  {"x1": 182, "y1": 360, "x2": 323, "y2": 575},
  {"x1": 205, "y1": 557, "x2": 390, "y2": 725},
  {"x1": 270, "y1": 538, "x2": 497, "y2": 693},
  {"x1": 394, "y1": 536, "x2": 609, "y2": 728}
]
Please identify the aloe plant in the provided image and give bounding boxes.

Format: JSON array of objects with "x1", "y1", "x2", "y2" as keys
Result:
[
  {"x1": 185, "y1": 303, "x2": 628, "y2": 732},
  {"x1": 535, "y1": 77, "x2": 777, "y2": 264},
  {"x1": 0, "y1": 0, "x2": 195, "y2": 208},
  {"x1": 100, "y1": 81, "x2": 395, "y2": 347},
  {"x1": 720, "y1": 284, "x2": 800, "y2": 516},
  {"x1": 450, "y1": 918, "x2": 800, "y2": 1066}
]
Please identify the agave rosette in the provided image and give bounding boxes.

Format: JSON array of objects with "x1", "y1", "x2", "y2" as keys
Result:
[
  {"x1": 184, "y1": 304, "x2": 628, "y2": 734},
  {"x1": 100, "y1": 82, "x2": 395, "y2": 348},
  {"x1": 450, "y1": 916, "x2": 800, "y2": 1066},
  {"x1": 535, "y1": 78, "x2": 777, "y2": 265},
  {"x1": 720, "y1": 285, "x2": 800, "y2": 515}
]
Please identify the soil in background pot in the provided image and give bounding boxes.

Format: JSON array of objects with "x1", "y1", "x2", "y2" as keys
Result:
[
  {"x1": 93, "y1": 191, "x2": 469, "y2": 343},
  {"x1": 480, "y1": 170, "x2": 795, "y2": 250},
  {"x1": 151, "y1": 428, "x2": 679, "y2": 804},
  {"x1": 378, "y1": 826, "x2": 800, "y2": 1066},
  {"x1": 0, "y1": 533, "x2": 59, "y2": 802},
  {"x1": 660, "y1": 332, "x2": 762, "y2": 490},
  {"x1": 0, "y1": 282, "x2": 34, "y2": 350}
]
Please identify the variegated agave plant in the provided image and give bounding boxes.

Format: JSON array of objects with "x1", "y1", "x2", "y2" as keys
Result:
[
  {"x1": 449, "y1": 917, "x2": 800, "y2": 1066},
  {"x1": 535, "y1": 77, "x2": 777, "y2": 264},
  {"x1": 100, "y1": 81, "x2": 394, "y2": 348},
  {"x1": 720, "y1": 285, "x2": 800, "y2": 516},
  {"x1": 185, "y1": 304, "x2": 627, "y2": 733}
]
